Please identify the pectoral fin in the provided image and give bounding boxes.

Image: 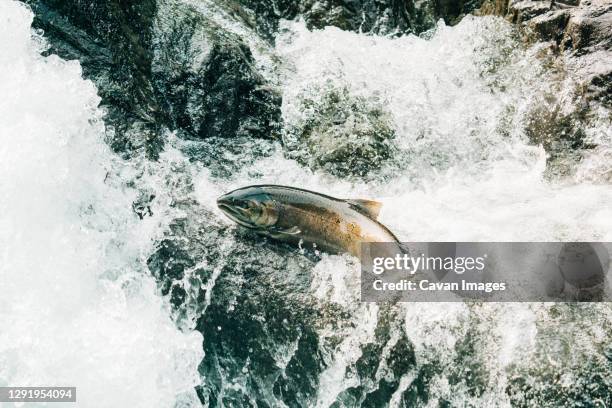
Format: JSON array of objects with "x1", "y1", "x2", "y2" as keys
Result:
[
  {"x1": 347, "y1": 199, "x2": 382, "y2": 219},
  {"x1": 269, "y1": 226, "x2": 302, "y2": 238}
]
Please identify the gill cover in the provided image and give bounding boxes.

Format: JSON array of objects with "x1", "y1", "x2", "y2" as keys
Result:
[{"x1": 217, "y1": 188, "x2": 280, "y2": 228}]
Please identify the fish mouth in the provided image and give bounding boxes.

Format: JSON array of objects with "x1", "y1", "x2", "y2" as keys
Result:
[{"x1": 217, "y1": 197, "x2": 257, "y2": 229}]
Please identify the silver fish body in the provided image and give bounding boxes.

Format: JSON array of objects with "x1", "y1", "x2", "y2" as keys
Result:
[{"x1": 217, "y1": 185, "x2": 400, "y2": 257}]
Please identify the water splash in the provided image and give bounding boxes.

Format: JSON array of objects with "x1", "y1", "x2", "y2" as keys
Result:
[
  {"x1": 7, "y1": 0, "x2": 609, "y2": 405},
  {"x1": 188, "y1": 15, "x2": 612, "y2": 406},
  {"x1": 0, "y1": 2, "x2": 202, "y2": 407}
]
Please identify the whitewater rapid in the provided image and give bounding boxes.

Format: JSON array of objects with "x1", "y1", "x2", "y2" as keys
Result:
[
  {"x1": 0, "y1": 2, "x2": 203, "y2": 407},
  {"x1": 1, "y1": 0, "x2": 611, "y2": 407},
  {"x1": 192, "y1": 17, "x2": 612, "y2": 407}
]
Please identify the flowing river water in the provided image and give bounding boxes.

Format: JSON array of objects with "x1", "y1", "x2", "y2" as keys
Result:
[{"x1": 1, "y1": 0, "x2": 611, "y2": 407}]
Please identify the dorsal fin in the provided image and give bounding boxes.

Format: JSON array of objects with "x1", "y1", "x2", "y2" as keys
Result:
[{"x1": 346, "y1": 199, "x2": 383, "y2": 219}]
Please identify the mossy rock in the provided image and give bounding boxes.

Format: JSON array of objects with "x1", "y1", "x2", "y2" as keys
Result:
[{"x1": 283, "y1": 82, "x2": 397, "y2": 178}]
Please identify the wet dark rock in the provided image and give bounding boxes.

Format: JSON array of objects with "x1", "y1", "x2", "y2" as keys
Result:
[
  {"x1": 26, "y1": 0, "x2": 164, "y2": 158},
  {"x1": 447, "y1": 327, "x2": 491, "y2": 398},
  {"x1": 297, "y1": 0, "x2": 436, "y2": 35},
  {"x1": 476, "y1": 0, "x2": 511, "y2": 16},
  {"x1": 570, "y1": 50, "x2": 612, "y2": 106},
  {"x1": 27, "y1": 0, "x2": 492, "y2": 167},
  {"x1": 524, "y1": 102, "x2": 598, "y2": 176},
  {"x1": 238, "y1": 0, "x2": 489, "y2": 39},
  {"x1": 147, "y1": 204, "x2": 417, "y2": 407},
  {"x1": 481, "y1": 0, "x2": 612, "y2": 56},
  {"x1": 520, "y1": 0, "x2": 612, "y2": 57},
  {"x1": 27, "y1": 0, "x2": 282, "y2": 159},
  {"x1": 236, "y1": 0, "x2": 301, "y2": 40},
  {"x1": 504, "y1": 303, "x2": 612, "y2": 407},
  {"x1": 478, "y1": 0, "x2": 611, "y2": 174},
  {"x1": 435, "y1": 0, "x2": 492, "y2": 25},
  {"x1": 507, "y1": 341, "x2": 612, "y2": 407},
  {"x1": 194, "y1": 242, "x2": 324, "y2": 407},
  {"x1": 560, "y1": 0, "x2": 612, "y2": 53},
  {"x1": 283, "y1": 83, "x2": 397, "y2": 178},
  {"x1": 147, "y1": 238, "x2": 195, "y2": 297},
  {"x1": 147, "y1": 206, "x2": 328, "y2": 407},
  {"x1": 508, "y1": 0, "x2": 552, "y2": 23},
  {"x1": 178, "y1": 136, "x2": 277, "y2": 179},
  {"x1": 527, "y1": 9, "x2": 571, "y2": 43},
  {"x1": 334, "y1": 307, "x2": 417, "y2": 407},
  {"x1": 152, "y1": 1, "x2": 282, "y2": 141},
  {"x1": 479, "y1": 0, "x2": 612, "y2": 107},
  {"x1": 525, "y1": 2, "x2": 611, "y2": 174}
]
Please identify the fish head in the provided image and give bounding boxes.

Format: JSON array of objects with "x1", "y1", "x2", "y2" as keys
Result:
[{"x1": 217, "y1": 186, "x2": 280, "y2": 230}]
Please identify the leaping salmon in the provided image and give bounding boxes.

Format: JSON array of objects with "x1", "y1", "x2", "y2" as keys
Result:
[{"x1": 216, "y1": 184, "x2": 401, "y2": 257}]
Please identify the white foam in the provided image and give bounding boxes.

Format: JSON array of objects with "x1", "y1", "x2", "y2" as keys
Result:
[
  {"x1": 0, "y1": 2, "x2": 202, "y2": 407},
  {"x1": 272, "y1": 17, "x2": 612, "y2": 242},
  {"x1": 272, "y1": 17, "x2": 611, "y2": 405},
  {"x1": 191, "y1": 14, "x2": 612, "y2": 407}
]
